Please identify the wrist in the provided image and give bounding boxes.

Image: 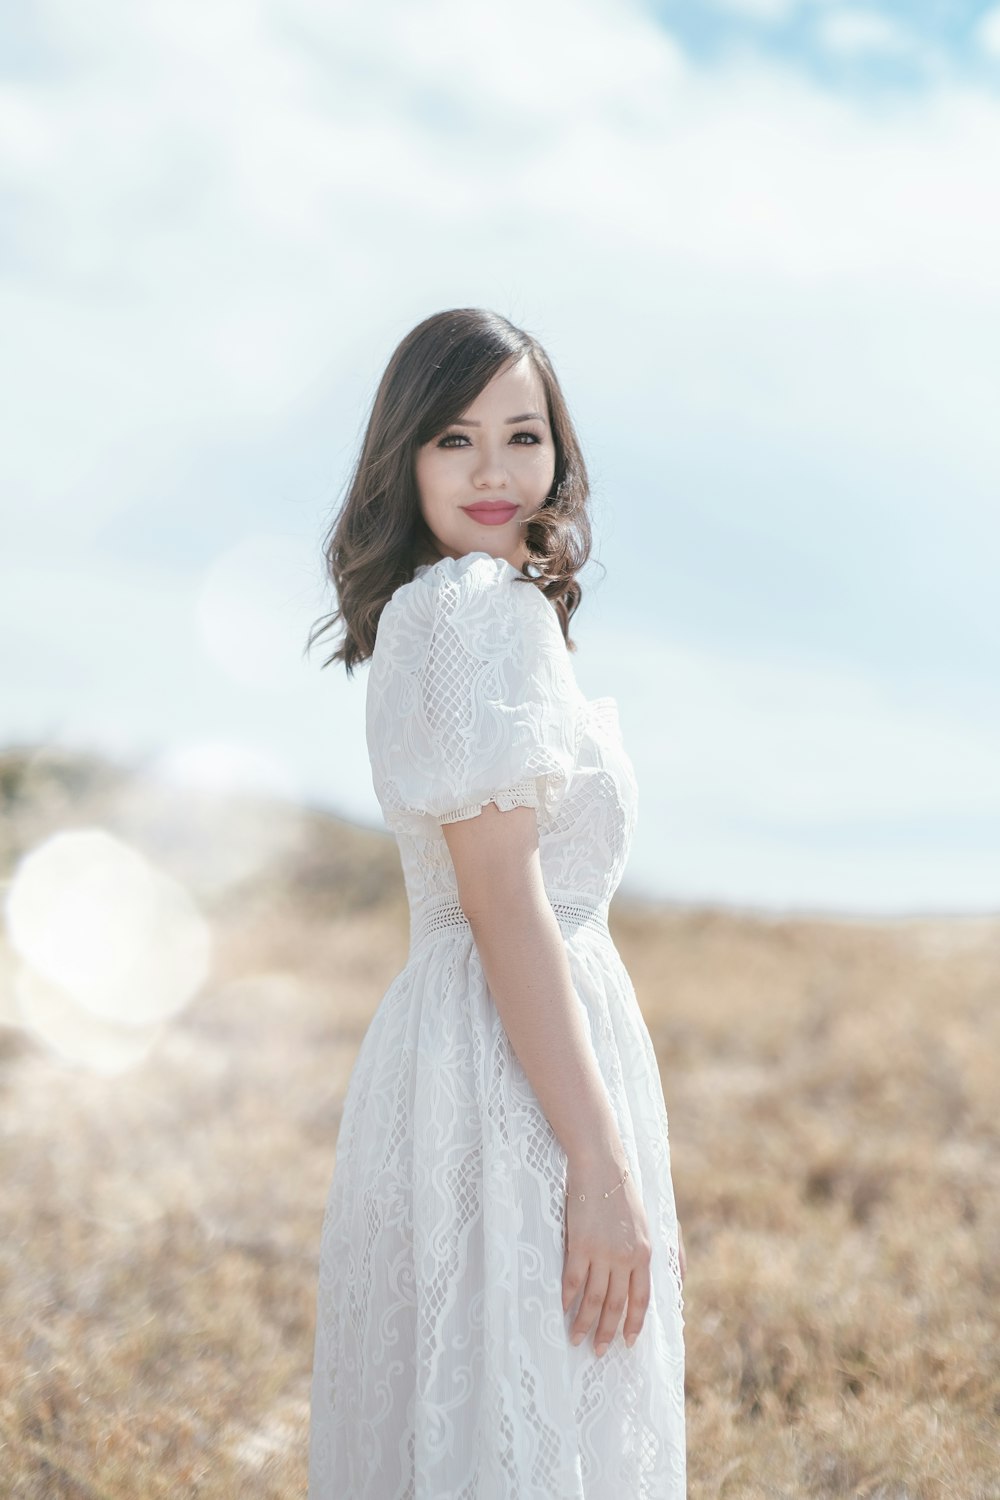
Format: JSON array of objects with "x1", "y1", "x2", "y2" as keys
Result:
[
  {"x1": 565, "y1": 1139, "x2": 629, "y2": 1179},
  {"x1": 564, "y1": 1157, "x2": 631, "y2": 1201}
]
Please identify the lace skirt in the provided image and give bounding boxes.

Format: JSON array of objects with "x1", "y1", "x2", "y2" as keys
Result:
[{"x1": 308, "y1": 907, "x2": 686, "y2": 1499}]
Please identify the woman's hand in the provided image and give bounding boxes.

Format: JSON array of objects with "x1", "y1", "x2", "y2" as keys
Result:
[{"x1": 562, "y1": 1156, "x2": 653, "y2": 1356}]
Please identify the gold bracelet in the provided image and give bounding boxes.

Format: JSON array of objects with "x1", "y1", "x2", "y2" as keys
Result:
[{"x1": 565, "y1": 1166, "x2": 629, "y2": 1203}]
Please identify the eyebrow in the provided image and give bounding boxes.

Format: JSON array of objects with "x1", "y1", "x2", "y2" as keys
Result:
[{"x1": 449, "y1": 412, "x2": 547, "y2": 427}]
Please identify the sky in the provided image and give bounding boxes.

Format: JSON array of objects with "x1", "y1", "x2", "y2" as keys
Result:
[{"x1": 2, "y1": 0, "x2": 999, "y2": 917}]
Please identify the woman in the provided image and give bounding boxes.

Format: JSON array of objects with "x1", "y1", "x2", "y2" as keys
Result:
[{"x1": 307, "y1": 308, "x2": 687, "y2": 1497}]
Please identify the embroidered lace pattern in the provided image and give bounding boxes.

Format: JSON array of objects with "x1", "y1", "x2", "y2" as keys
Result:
[{"x1": 309, "y1": 552, "x2": 685, "y2": 1498}]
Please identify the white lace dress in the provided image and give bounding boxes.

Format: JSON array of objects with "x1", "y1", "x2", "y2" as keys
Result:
[{"x1": 309, "y1": 551, "x2": 686, "y2": 1499}]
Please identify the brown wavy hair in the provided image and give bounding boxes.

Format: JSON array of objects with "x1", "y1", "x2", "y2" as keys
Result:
[{"x1": 305, "y1": 308, "x2": 596, "y2": 676}]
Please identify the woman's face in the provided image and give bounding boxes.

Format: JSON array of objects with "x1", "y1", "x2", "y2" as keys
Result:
[{"x1": 414, "y1": 354, "x2": 556, "y2": 570}]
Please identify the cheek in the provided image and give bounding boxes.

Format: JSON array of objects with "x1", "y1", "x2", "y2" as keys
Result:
[{"x1": 530, "y1": 447, "x2": 557, "y2": 493}]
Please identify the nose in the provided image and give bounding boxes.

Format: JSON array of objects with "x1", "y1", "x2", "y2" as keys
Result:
[{"x1": 471, "y1": 442, "x2": 510, "y2": 490}]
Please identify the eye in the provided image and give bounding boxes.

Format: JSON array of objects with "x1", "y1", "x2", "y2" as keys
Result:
[{"x1": 437, "y1": 430, "x2": 542, "y2": 448}]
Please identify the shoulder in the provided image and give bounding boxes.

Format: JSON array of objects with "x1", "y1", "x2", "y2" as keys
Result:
[
  {"x1": 377, "y1": 551, "x2": 554, "y2": 652},
  {"x1": 389, "y1": 551, "x2": 520, "y2": 610}
]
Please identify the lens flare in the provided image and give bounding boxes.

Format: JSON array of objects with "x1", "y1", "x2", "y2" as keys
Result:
[
  {"x1": 13, "y1": 966, "x2": 161, "y2": 1075},
  {"x1": 5, "y1": 828, "x2": 211, "y2": 1029}
]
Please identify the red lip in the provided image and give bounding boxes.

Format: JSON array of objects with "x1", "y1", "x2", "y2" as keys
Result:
[{"x1": 463, "y1": 503, "x2": 518, "y2": 516}]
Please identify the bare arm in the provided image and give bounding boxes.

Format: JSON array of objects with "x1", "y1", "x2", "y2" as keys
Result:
[
  {"x1": 443, "y1": 800, "x2": 625, "y2": 1175},
  {"x1": 442, "y1": 799, "x2": 654, "y2": 1354}
]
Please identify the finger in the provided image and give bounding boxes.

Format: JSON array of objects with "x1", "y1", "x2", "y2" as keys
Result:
[
  {"x1": 569, "y1": 1264, "x2": 609, "y2": 1347},
  {"x1": 593, "y1": 1268, "x2": 630, "y2": 1356},
  {"x1": 622, "y1": 1259, "x2": 651, "y2": 1348},
  {"x1": 562, "y1": 1252, "x2": 589, "y2": 1314}
]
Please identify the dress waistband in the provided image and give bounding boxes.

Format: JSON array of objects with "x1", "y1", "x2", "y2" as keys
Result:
[{"x1": 408, "y1": 896, "x2": 612, "y2": 959}]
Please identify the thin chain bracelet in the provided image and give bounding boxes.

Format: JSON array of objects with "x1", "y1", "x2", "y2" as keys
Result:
[{"x1": 565, "y1": 1166, "x2": 629, "y2": 1203}]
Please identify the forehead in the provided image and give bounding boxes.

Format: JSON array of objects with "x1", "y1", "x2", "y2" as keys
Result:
[{"x1": 464, "y1": 355, "x2": 545, "y2": 413}]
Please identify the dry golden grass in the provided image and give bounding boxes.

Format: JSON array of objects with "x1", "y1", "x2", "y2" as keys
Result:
[{"x1": 1, "y1": 745, "x2": 998, "y2": 1498}]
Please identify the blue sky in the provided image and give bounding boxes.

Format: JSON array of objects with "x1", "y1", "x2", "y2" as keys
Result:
[{"x1": 2, "y1": 0, "x2": 999, "y2": 916}]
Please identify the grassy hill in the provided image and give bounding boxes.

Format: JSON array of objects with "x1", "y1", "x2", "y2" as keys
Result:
[{"x1": 1, "y1": 745, "x2": 998, "y2": 1498}]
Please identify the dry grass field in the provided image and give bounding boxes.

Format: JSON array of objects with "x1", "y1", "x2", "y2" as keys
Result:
[{"x1": 1, "y1": 746, "x2": 998, "y2": 1499}]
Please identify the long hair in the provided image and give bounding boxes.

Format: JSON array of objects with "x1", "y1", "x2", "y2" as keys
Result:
[{"x1": 305, "y1": 308, "x2": 594, "y2": 674}]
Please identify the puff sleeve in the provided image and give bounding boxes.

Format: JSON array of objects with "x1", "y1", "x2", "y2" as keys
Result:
[{"x1": 366, "y1": 552, "x2": 582, "y2": 837}]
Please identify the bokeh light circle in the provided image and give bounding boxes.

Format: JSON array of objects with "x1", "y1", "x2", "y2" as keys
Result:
[{"x1": 6, "y1": 828, "x2": 211, "y2": 1027}]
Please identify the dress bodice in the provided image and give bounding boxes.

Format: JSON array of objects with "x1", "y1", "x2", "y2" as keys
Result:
[{"x1": 365, "y1": 552, "x2": 639, "y2": 924}]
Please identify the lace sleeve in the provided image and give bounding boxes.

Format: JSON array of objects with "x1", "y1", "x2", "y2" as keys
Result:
[{"x1": 366, "y1": 552, "x2": 582, "y2": 837}]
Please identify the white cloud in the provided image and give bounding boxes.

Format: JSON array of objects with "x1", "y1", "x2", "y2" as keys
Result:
[
  {"x1": 976, "y1": 5, "x2": 1000, "y2": 59},
  {"x1": 815, "y1": 8, "x2": 917, "y2": 58}
]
